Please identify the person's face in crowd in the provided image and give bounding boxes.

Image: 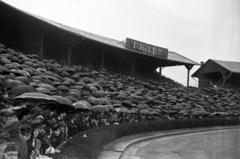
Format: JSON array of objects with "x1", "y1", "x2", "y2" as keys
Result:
[
  {"x1": 54, "y1": 129, "x2": 60, "y2": 136},
  {"x1": 59, "y1": 126, "x2": 65, "y2": 132},
  {"x1": 7, "y1": 115, "x2": 18, "y2": 122},
  {"x1": 33, "y1": 129, "x2": 39, "y2": 138},
  {"x1": 4, "y1": 151, "x2": 18, "y2": 159},
  {"x1": 65, "y1": 127, "x2": 68, "y2": 133},
  {"x1": 0, "y1": 140, "x2": 7, "y2": 159},
  {"x1": 22, "y1": 133, "x2": 31, "y2": 141},
  {"x1": 1, "y1": 116, "x2": 9, "y2": 123},
  {"x1": 61, "y1": 113, "x2": 66, "y2": 117},
  {"x1": 49, "y1": 129, "x2": 53, "y2": 136}
]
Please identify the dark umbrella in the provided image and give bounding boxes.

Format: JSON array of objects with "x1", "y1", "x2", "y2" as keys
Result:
[
  {"x1": 62, "y1": 80, "x2": 71, "y2": 86},
  {"x1": 140, "y1": 109, "x2": 152, "y2": 115},
  {"x1": 4, "y1": 63, "x2": 18, "y2": 69},
  {"x1": 36, "y1": 87, "x2": 52, "y2": 95},
  {"x1": 73, "y1": 101, "x2": 92, "y2": 110},
  {"x1": 92, "y1": 105, "x2": 108, "y2": 113},
  {"x1": 130, "y1": 109, "x2": 138, "y2": 114},
  {"x1": 14, "y1": 92, "x2": 58, "y2": 104},
  {"x1": 0, "y1": 109, "x2": 15, "y2": 116},
  {"x1": 52, "y1": 81, "x2": 62, "y2": 87},
  {"x1": 69, "y1": 89, "x2": 81, "y2": 95},
  {"x1": 14, "y1": 76, "x2": 33, "y2": 85},
  {"x1": 66, "y1": 91, "x2": 80, "y2": 99},
  {"x1": 0, "y1": 65, "x2": 10, "y2": 73},
  {"x1": 9, "y1": 85, "x2": 37, "y2": 96},
  {"x1": 11, "y1": 70, "x2": 30, "y2": 77},
  {"x1": 115, "y1": 107, "x2": 130, "y2": 114},
  {"x1": 5, "y1": 79, "x2": 26, "y2": 89},
  {"x1": 105, "y1": 105, "x2": 115, "y2": 111},
  {"x1": 57, "y1": 85, "x2": 69, "y2": 91},
  {"x1": 52, "y1": 95, "x2": 73, "y2": 107},
  {"x1": 24, "y1": 61, "x2": 35, "y2": 68},
  {"x1": 60, "y1": 71, "x2": 70, "y2": 76},
  {"x1": 41, "y1": 78, "x2": 53, "y2": 85},
  {"x1": 45, "y1": 75, "x2": 61, "y2": 82},
  {"x1": 39, "y1": 84, "x2": 57, "y2": 91},
  {"x1": 70, "y1": 86, "x2": 82, "y2": 91},
  {"x1": 65, "y1": 96, "x2": 78, "y2": 102}
]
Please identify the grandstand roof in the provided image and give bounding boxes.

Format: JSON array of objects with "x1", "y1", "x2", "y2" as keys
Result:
[
  {"x1": 192, "y1": 59, "x2": 240, "y2": 78},
  {"x1": 0, "y1": 1, "x2": 199, "y2": 66},
  {"x1": 213, "y1": 60, "x2": 240, "y2": 73}
]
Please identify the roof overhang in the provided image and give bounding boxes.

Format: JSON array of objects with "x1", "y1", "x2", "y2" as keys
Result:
[{"x1": 0, "y1": 1, "x2": 199, "y2": 67}]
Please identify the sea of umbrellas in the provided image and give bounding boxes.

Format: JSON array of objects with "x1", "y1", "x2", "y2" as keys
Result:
[
  {"x1": 0, "y1": 42, "x2": 240, "y2": 156},
  {"x1": 0, "y1": 42, "x2": 240, "y2": 120}
]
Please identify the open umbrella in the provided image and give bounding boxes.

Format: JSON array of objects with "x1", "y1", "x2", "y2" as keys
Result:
[
  {"x1": 105, "y1": 105, "x2": 115, "y2": 111},
  {"x1": 91, "y1": 105, "x2": 108, "y2": 113},
  {"x1": 9, "y1": 85, "x2": 37, "y2": 96},
  {"x1": 5, "y1": 79, "x2": 25, "y2": 89},
  {"x1": 60, "y1": 71, "x2": 70, "y2": 77},
  {"x1": 130, "y1": 109, "x2": 138, "y2": 114},
  {"x1": 14, "y1": 76, "x2": 33, "y2": 84},
  {"x1": 66, "y1": 91, "x2": 80, "y2": 99},
  {"x1": 0, "y1": 109, "x2": 15, "y2": 116},
  {"x1": 151, "y1": 111, "x2": 159, "y2": 115},
  {"x1": 38, "y1": 84, "x2": 57, "y2": 91},
  {"x1": 140, "y1": 109, "x2": 152, "y2": 115},
  {"x1": 57, "y1": 85, "x2": 69, "y2": 91},
  {"x1": 73, "y1": 101, "x2": 91, "y2": 110},
  {"x1": 14, "y1": 92, "x2": 58, "y2": 104},
  {"x1": 0, "y1": 65, "x2": 10, "y2": 73},
  {"x1": 4, "y1": 63, "x2": 18, "y2": 69},
  {"x1": 52, "y1": 95, "x2": 73, "y2": 107},
  {"x1": 115, "y1": 107, "x2": 130, "y2": 114},
  {"x1": 65, "y1": 96, "x2": 78, "y2": 102},
  {"x1": 69, "y1": 89, "x2": 81, "y2": 95},
  {"x1": 70, "y1": 85, "x2": 83, "y2": 91},
  {"x1": 36, "y1": 87, "x2": 52, "y2": 95},
  {"x1": 11, "y1": 69, "x2": 30, "y2": 77}
]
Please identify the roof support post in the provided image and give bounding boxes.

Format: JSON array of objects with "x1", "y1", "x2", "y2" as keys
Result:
[
  {"x1": 185, "y1": 65, "x2": 193, "y2": 87},
  {"x1": 223, "y1": 72, "x2": 232, "y2": 83},
  {"x1": 67, "y1": 41, "x2": 73, "y2": 66},
  {"x1": 101, "y1": 52, "x2": 105, "y2": 69},
  {"x1": 67, "y1": 37, "x2": 84, "y2": 66},
  {"x1": 131, "y1": 57, "x2": 137, "y2": 76},
  {"x1": 39, "y1": 23, "x2": 46, "y2": 61},
  {"x1": 159, "y1": 67, "x2": 163, "y2": 76},
  {"x1": 40, "y1": 33, "x2": 45, "y2": 60}
]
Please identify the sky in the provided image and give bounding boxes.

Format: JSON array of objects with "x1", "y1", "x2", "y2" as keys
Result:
[{"x1": 2, "y1": 0, "x2": 240, "y2": 87}]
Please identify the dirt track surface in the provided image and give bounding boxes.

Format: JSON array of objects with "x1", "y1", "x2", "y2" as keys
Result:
[{"x1": 124, "y1": 128, "x2": 240, "y2": 159}]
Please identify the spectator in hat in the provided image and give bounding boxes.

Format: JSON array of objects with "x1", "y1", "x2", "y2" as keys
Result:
[
  {"x1": 3, "y1": 117, "x2": 27, "y2": 159},
  {"x1": 26, "y1": 128, "x2": 42, "y2": 159},
  {"x1": 1, "y1": 142, "x2": 19, "y2": 159},
  {"x1": 57, "y1": 122, "x2": 68, "y2": 147},
  {"x1": 38, "y1": 127, "x2": 59, "y2": 155},
  {"x1": 50, "y1": 128, "x2": 60, "y2": 148},
  {"x1": 20, "y1": 124, "x2": 32, "y2": 139}
]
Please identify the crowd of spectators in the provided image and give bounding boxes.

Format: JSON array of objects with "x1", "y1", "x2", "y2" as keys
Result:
[
  {"x1": 200, "y1": 77, "x2": 240, "y2": 92},
  {"x1": 0, "y1": 43, "x2": 239, "y2": 159}
]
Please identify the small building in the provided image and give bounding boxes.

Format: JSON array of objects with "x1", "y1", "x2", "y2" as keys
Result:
[{"x1": 192, "y1": 59, "x2": 240, "y2": 91}]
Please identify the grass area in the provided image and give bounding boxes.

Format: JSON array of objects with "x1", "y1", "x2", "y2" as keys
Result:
[{"x1": 52, "y1": 118, "x2": 240, "y2": 159}]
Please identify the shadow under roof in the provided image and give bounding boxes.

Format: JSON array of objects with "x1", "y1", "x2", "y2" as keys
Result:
[{"x1": 1, "y1": 1, "x2": 199, "y2": 66}]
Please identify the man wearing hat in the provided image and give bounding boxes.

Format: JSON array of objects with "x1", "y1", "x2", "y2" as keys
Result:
[
  {"x1": 2, "y1": 118, "x2": 27, "y2": 159},
  {"x1": 38, "y1": 127, "x2": 60, "y2": 155},
  {"x1": 2, "y1": 142, "x2": 19, "y2": 159}
]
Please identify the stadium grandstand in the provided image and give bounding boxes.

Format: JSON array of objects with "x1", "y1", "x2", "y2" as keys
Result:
[
  {"x1": 0, "y1": 1, "x2": 199, "y2": 87},
  {"x1": 0, "y1": 1, "x2": 239, "y2": 159}
]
